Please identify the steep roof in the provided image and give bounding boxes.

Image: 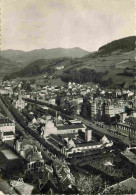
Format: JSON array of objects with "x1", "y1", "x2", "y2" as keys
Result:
[{"x1": 105, "y1": 177, "x2": 136, "y2": 192}]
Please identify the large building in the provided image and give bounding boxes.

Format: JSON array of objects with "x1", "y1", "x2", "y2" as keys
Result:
[
  {"x1": 61, "y1": 130, "x2": 113, "y2": 156},
  {"x1": 41, "y1": 119, "x2": 86, "y2": 138},
  {"x1": 105, "y1": 99, "x2": 125, "y2": 117},
  {"x1": 117, "y1": 117, "x2": 136, "y2": 140},
  {"x1": 14, "y1": 95, "x2": 26, "y2": 111},
  {"x1": 0, "y1": 116, "x2": 15, "y2": 142},
  {"x1": 91, "y1": 98, "x2": 104, "y2": 120}
]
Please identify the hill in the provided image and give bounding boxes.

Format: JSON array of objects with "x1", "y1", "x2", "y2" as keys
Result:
[
  {"x1": 1, "y1": 47, "x2": 90, "y2": 64},
  {"x1": 0, "y1": 56, "x2": 23, "y2": 75},
  {"x1": 3, "y1": 36, "x2": 136, "y2": 87},
  {"x1": 99, "y1": 36, "x2": 136, "y2": 54}
]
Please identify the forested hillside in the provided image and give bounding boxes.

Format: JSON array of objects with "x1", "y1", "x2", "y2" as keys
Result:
[{"x1": 98, "y1": 36, "x2": 135, "y2": 54}]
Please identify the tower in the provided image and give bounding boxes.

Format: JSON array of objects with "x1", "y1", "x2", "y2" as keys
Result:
[{"x1": 85, "y1": 129, "x2": 92, "y2": 142}]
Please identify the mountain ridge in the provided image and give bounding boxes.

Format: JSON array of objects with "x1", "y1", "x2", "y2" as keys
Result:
[
  {"x1": 1, "y1": 47, "x2": 90, "y2": 64},
  {"x1": 2, "y1": 36, "x2": 136, "y2": 87}
]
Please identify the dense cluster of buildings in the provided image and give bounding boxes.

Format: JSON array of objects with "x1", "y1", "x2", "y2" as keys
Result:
[{"x1": 0, "y1": 77, "x2": 136, "y2": 194}]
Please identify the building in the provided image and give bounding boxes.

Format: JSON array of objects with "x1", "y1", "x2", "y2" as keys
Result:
[
  {"x1": 55, "y1": 66, "x2": 64, "y2": 70},
  {"x1": 61, "y1": 132, "x2": 113, "y2": 156},
  {"x1": 85, "y1": 129, "x2": 92, "y2": 142},
  {"x1": 91, "y1": 98, "x2": 104, "y2": 120},
  {"x1": 117, "y1": 117, "x2": 136, "y2": 140},
  {"x1": 57, "y1": 123, "x2": 86, "y2": 135},
  {"x1": 38, "y1": 165, "x2": 58, "y2": 193},
  {"x1": 53, "y1": 163, "x2": 75, "y2": 192},
  {"x1": 0, "y1": 117, "x2": 15, "y2": 142},
  {"x1": 104, "y1": 176, "x2": 136, "y2": 194},
  {"x1": 15, "y1": 138, "x2": 44, "y2": 174},
  {"x1": 105, "y1": 99, "x2": 125, "y2": 117},
  {"x1": 14, "y1": 95, "x2": 26, "y2": 111},
  {"x1": 41, "y1": 120, "x2": 58, "y2": 138},
  {"x1": 41, "y1": 119, "x2": 86, "y2": 138}
]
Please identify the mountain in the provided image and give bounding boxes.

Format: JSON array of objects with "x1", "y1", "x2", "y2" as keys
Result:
[
  {"x1": 0, "y1": 56, "x2": 23, "y2": 75},
  {"x1": 3, "y1": 36, "x2": 136, "y2": 87},
  {"x1": 1, "y1": 47, "x2": 90, "y2": 64}
]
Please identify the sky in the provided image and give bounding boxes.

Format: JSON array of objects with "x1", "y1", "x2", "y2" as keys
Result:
[{"x1": 1, "y1": 0, "x2": 135, "y2": 52}]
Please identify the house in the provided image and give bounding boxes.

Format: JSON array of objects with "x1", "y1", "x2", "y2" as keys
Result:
[
  {"x1": 38, "y1": 164, "x2": 59, "y2": 193},
  {"x1": 55, "y1": 66, "x2": 64, "y2": 70},
  {"x1": 15, "y1": 138, "x2": 44, "y2": 174},
  {"x1": 0, "y1": 116, "x2": 15, "y2": 142},
  {"x1": 26, "y1": 147, "x2": 44, "y2": 174},
  {"x1": 53, "y1": 163, "x2": 75, "y2": 192},
  {"x1": 49, "y1": 98, "x2": 56, "y2": 105}
]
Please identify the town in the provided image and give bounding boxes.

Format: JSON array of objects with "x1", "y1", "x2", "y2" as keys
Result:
[
  {"x1": 0, "y1": 0, "x2": 135, "y2": 194},
  {"x1": 0, "y1": 76, "x2": 136, "y2": 194}
]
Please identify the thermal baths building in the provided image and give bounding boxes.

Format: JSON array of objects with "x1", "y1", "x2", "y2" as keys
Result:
[
  {"x1": 61, "y1": 130, "x2": 113, "y2": 156},
  {"x1": 41, "y1": 120, "x2": 86, "y2": 138}
]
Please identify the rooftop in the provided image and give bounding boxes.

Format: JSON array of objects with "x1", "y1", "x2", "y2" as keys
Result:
[
  {"x1": 1, "y1": 149, "x2": 19, "y2": 160},
  {"x1": 77, "y1": 141, "x2": 101, "y2": 147},
  {"x1": 105, "y1": 176, "x2": 136, "y2": 192},
  {"x1": 57, "y1": 124, "x2": 85, "y2": 131},
  {"x1": 0, "y1": 118, "x2": 14, "y2": 124}
]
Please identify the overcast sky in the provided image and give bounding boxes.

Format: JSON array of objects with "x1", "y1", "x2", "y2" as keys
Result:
[{"x1": 1, "y1": 0, "x2": 135, "y2": 51}]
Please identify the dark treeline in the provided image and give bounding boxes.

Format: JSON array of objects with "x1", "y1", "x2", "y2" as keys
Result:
[
  {"x1": 117, "y1": 70, "x2": 134, "y2": 77},
  {"x1": 61, "y1": 68, "x2": 113, "y2": 87},
  {"x1": 99, "y1": 36, "x2": 136, "y2": 54}
]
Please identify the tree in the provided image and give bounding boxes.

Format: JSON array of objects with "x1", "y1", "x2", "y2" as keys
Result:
[
  {"x1": 80, "y1": 101, "x2": 91, "y2": 119},
  {"x1": 56, "y1": 94, "x2": 61, "y2": 106},
  {"x1": 101, "y1": 114, "x2": 111, "y2": 125},
  {"x1": 76, "y1": 174, "x2": 103, "y2": 194}
]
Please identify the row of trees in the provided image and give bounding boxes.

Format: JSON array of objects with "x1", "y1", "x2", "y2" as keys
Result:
[{"x1": 0, "y1": 95, "x2": 65, "y2": 158}]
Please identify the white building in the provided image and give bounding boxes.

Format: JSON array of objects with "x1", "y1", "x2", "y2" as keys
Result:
[
  {"x1": 0, "y1": 117, "x2": 15, "y2": 142},
  {"x1": 14, "y1": 95, "x2": 27, "y2": 110}
]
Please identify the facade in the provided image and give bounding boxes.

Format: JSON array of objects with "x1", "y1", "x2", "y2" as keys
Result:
[
  {"x1": 85, "y1": 129, "x2": 92, "y2": 142},
  {"x1": 57, "y1": 123, "x2": 86, "y2": 134},
  {"x1": 41, "y1": 120, "x2": 86, "y2": 138},
  {"x1": 14, "y1": 95, "x2": 26, "y2": 110},
  {"x1": 117, "y1": 117, "x2": 136, "y2": 140},
  {"x1": 105, "y1": 100, "x2": 125, "y2": 117},
  {"x1": 0, "y1": 117, "x2": 15, "y2": 142},
  {"x1": 61, "y1": 134, "x2": 113, "y2": 156},
  {"x1": 91, "y1": 98, "x2": 104, "y2": 120},
  {"x1": 15, "y1": 138, "x2": 44, "y2": 174}
]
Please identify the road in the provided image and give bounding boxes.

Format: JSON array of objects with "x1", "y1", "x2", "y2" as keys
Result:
[{"x1": 80, "y1": 118, "x2": 131, "y2": 146}]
